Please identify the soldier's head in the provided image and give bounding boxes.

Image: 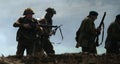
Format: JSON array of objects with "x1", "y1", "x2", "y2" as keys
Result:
[
  {"x1": 46, "y1": 7, "x2": 56, "y2": 14},
  {"x1": 23, "y1": 8, "x2": 35, "y2": 15},
  {"x1": 45, "y1": 7, "x2": 56, "y2": 19},
  {"x1": 116, "y1": 14, "x2": 120, "y2": 23},
  {"x1": 116, "y1": 14, "x2": 120, "y2": 20},
  {"x1": 88, "y1": 11, "x2": 98, "y2": 21},
  {"x1": 89, "y1": 11, "x2": 98, "y2": 16}
]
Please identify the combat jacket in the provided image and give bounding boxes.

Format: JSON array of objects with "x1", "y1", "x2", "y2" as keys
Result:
[
  {"x1": 105, "y1": 21, "x2": 120, "y2": 48},
  {"x1": 76, "y1": 17, "x2": 97, "y2": 47},
  {"x1": 39, "y1": 18, "x2": 52, "y2": 37},
  {"x1": 13, "y1": 17, "x2": 38, "y2": 41}
]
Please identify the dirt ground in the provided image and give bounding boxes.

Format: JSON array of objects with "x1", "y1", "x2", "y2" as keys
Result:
[{"x1": 0, "y1": 53, "x2": 120, "y2": 64}]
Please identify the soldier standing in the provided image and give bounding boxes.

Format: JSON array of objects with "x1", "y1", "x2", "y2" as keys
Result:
[
  {"x1": 13, "y1": 8, "x2": 38, "y2": 58},
  {"x1": 38, "y1": 7, "x2": 56, "y2": 56},
  {"x1": 105, "y1": 14, "x2": 120, "y2": 54},
  {"x1": 75, "y1": 11, "x2": 101, "y2": 54}
]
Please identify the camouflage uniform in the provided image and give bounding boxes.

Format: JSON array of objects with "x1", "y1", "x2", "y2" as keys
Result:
[
  {"x1": 13, "y1": 8, "x2": 38, "y2": 57},
  {"x1": 105, "y1": 14, "x2": 120, "y2": 54},
  {"x1": 76, "y1": 11, "x2": 99, "y2": 54},
  {"x1": 38, "y1": 8, "x2": 56, "y2": 56}
]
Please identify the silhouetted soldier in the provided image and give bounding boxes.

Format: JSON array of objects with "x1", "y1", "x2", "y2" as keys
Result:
[
  {"x1": 75, "y1": 11, "x2": 101, "y2": 54},
  {"x1": 38, "y1": 7, "x2": 56, "y2": 56},
  {"x1": 13, "y1": 8, "x2": 38, "y2": 58},
  {"x1": 105, "y1": 14, "x2": 120, "y2": 54}
]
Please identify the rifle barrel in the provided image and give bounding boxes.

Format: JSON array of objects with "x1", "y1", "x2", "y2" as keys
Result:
[
  {"x1": 38, "y1": 24, "x2": 58, "y2": 28},
  {"x1": 98, "y1": 12, "x2": 106, "y2": 28}
]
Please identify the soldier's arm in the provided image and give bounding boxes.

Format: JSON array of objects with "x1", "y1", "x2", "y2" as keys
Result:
[
  {"x1": 13, "y1": 17, "x2": 25, "y2": 27},
  {"x1": 75, "y1": 27, "x2": 80, "y2": 42},
  {"x1": 13, "y1": 20, "x2": 23, "y2": 27}
]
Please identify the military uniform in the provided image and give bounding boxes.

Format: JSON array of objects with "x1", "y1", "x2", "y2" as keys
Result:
[
  {"x1": 76, "y1": 11, "x2": 99, "y2": 54},
  {"x1": 105, "y1": 14, "x2": 120, "y2": 54},
  {"x1": 38, "y1": 8, "x2": 56, "y2": 56},
  {"x1": 13, "y1": 8, "x2": 38, "y2": 57}
]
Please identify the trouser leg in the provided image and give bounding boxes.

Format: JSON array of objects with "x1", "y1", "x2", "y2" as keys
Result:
[
  {"x1": 16, "y1": 42, "x2": 25, "y2": 57},
  {"x1": 42, "y1": 38, "x2": 55, "y2": 55}
]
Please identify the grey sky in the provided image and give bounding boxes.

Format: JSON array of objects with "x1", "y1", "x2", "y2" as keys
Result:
[{"x1": 0, "y1": 0, "x2": 119, "y2": 56}]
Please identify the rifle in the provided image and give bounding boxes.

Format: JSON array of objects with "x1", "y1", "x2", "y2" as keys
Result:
[
  {"x1": 36, "y1": 24, "x2": 64, "y2": 44},
  {"x1": 51, "y1": 25, "x2": 63, "y2": 40},
  {"x1": 51, "y1": 25, "x2": 62, "y2": 35},
  {"x1": 95, "y1": 12, "x2": 106, "y2": 46},
  {"x1": 37, "y1": 24, "x2": 58, "y2": 28}
]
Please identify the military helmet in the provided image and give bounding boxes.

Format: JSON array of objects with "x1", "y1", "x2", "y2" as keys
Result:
[
  {"x1": 23, "y1": 8, "x2": 34, "y2": 15},
  {"x1": 89, "y1": 11, "x2": 98, "y2": 16},
  {"x1": 45, "y1": 7, "x2": 56, "y2": 14}
]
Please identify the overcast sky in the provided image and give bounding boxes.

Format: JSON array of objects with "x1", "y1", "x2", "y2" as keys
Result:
[{"x1": 0, "y1": 0, "x2": 120, "y2": 56}]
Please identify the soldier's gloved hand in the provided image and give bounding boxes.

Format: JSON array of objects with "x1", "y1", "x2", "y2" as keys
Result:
[
  {"x1": 49, "y1": 32, "x2": 53, "y2": 36},
  {"x1": 23, "y1": 24, "x2": 31, "y2": 28},
  {"x1": 96, "y1": 27, "x2": 101, "y2": 35},
  {"x1": 75, "y1": 43, "x2": 80, "y2": 48},
  {"x1": 97, "y1": 31, "x2": 101, "y2": 35}
]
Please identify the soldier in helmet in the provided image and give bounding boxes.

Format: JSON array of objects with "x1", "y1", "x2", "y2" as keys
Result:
[
  {"x1": 75, "y1": 11, "x2": 101, "y2": 54},
  {"x1": 13, "y1": 8, "x2": 38, "y2": 58},
  {"x1": 105, "y1": 14, "x2": 120, "y2": 54},
  {"x1": 38, "y1": 7, "x2": 56, "y2": 56}
]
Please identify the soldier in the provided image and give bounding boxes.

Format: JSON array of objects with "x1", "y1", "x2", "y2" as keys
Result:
[
  {"x1": 13, "y1": 8, "x2": 38, "y2": 58},
  {"x1": 105, "y1": 14, "x2": 120, "y2": 54},
  {"x1": 75, "y1": 11, "x2": 101, "y2": 54},
  {"x1": 38, "y1": 7, "x2": 56, "y2": 56}
]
